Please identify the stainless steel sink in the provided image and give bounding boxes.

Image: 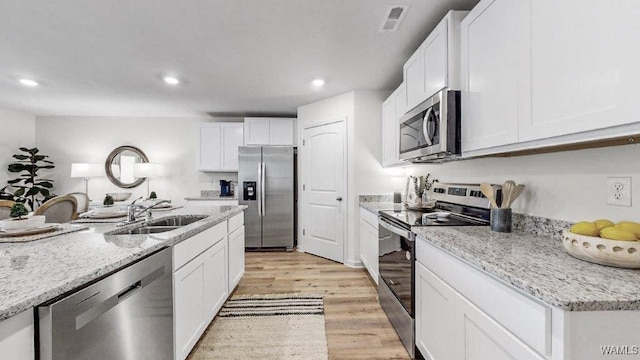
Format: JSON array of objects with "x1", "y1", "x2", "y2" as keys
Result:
[
  {"x1": 106, "y1": 215, "x2": 208, "y2": 236},
  {"x1": 147, "y1": 215, "x2": 207, "y2": 227},
  {"x1": 109, "y1": 226, "x2": 181, "y2": 235}
]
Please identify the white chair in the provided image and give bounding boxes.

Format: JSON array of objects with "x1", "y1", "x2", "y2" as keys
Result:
[{"x1": 34, "y1": 195, "x2": 78, "y2": 223}]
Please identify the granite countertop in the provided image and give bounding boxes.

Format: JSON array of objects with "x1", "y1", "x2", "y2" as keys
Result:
[
  {"x1": 0, "y1": 205, "x2": 246, "y2": 321},
  {"x1": 413, "y1": 226, "x2": 640, "y2": 311},
  {"x1": 184, "y1": 194, "x2": 238, "y2": 201},
  {"x1": 359, "y1": 202, "x2": 402, "y2": 214}
]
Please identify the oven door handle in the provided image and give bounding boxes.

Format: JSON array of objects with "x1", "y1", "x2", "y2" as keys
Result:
[{"x1": 379, "y1": 218, "x2": 412, "y2": 239}]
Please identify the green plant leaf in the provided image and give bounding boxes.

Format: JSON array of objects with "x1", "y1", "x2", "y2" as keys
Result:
[
  {"x1": 39, "y1": 165, "x2": 55, "y2": 169},
  {"x1": 18, "y1": 147, "x2": 30, "y2": 152},
  {"x1": 14, "y1": 188, "x2": 25, "y2": 197},
  {"x1": 35, "y1": 182, "x2": 54, "y2": 188},
  {"x1": 40, "y1": 188, "x2": 50, "y2": 197},
  {"x1": 7, "y1": 179, "x2": 22, "y2": 184},
  {"x1": 8, "y1": 164, "x2": 27, "y2": 172},
  {"x1": 12, "y1": 154, "x2": 29, "y2": 160},
  {"x1": 25, "y1": 188, "x2": 39, "y2": 197}
]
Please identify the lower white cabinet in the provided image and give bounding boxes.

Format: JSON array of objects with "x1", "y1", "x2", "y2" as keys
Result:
[
  {"x1": 0, "y1": 310, "x2": 34, "y2": 360},
  {"x1": 173, "y1": 213, "x2": 246, "y2": 360},
  {"x1": 359, "y1": 207, "x2": 379, "y2": 284}
]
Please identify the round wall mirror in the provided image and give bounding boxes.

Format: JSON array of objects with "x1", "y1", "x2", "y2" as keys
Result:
[{"x1": 105, "y1": 146, "x2": 149, "y2": 188}]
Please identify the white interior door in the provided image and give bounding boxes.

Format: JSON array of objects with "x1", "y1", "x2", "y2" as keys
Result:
[{"x1": 302, "y1": 120, "x2": 346, "y2": 263}]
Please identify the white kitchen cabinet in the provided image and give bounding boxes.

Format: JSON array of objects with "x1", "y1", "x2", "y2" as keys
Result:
[
  {"x1": 382, "y1": 83, "x2": 408, "y2": 167},
  {"x1": 173, "y1": 220, "x2": 233, "y2": 360},
  {"x1": 227, "y1": 212, "x2": 245, "y2": 292},
  {"x1": 359, "y1": 207, "x2": 378, "y2": 284},
  {"x1": 461, "y1": 0, "x2": 525, "y2": 152},
  {"x1": 0, "y1": 310, "x2": 34, "y2": 360},
  {"x1": 403, "y1": 11, "x2": 468, "y2": 111},
  {"x1": 198, "y1": 122, "x2": 244, "y2": 172},
  {"x1": 461, "y1": 0, "x2": 640, "y2": 157},
  {"x1": 244, "y1": 117, "x2": 295, "y2": 146},
  {"x1": 203, "y1": 240, "x2": 228, "y2": 321}
]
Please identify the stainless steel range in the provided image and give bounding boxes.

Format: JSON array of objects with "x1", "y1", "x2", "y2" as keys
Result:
[{"x1": 377, "y1": 183, "x2": 492, "y2": 359}]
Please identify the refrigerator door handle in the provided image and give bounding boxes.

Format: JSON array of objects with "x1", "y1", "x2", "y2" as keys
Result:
[
  {"x1": 261, "y1": 161, "x2": 266, "y2": 216},
  {"x1": 257, "y1": 161, "x2": 262, "y2": 217}
]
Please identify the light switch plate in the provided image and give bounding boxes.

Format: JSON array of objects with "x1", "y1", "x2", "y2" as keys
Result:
[{"x1": 607, "y1": 176, "x2": 632, "y2": 207}]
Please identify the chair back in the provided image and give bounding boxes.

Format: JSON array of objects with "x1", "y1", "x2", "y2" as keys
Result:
[
  {"x1": 68, "y1": 192, "x2": 90, "y2": 215},
  {"x1": 0, "y1": 200, "x2": 16, "y2": 220},
  {"x1": 34, "y1": 195, "x2": 78, "y2": 223}
]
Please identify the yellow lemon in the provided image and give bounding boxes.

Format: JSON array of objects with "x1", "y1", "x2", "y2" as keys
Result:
[
  {"x1": 600, "y1": 227, "x2": 638, "y2": 241},
  {"x1": 593, "y1": 219, "x2": 614, "y2": 231},
  {"x1": 570, "y1": 221, "x2": 599, "y2": 237},
  {"x1": 614, "y1": 221, "x2": 640, "y2": 238}
]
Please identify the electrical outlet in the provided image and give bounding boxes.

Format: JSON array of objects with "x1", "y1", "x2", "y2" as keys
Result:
[{"x1": 607, "y1": 176, "x2": 632, "y2": 207}]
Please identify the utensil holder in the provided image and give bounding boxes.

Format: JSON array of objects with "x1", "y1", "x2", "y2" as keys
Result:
[{"x1": 490, "y1": 208, "x2": 512, "y2": 233}]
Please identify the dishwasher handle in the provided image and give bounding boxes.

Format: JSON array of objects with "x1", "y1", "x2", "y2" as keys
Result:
[{"x1": 117, "y1": 280, "x2": 142, "y2": 302}]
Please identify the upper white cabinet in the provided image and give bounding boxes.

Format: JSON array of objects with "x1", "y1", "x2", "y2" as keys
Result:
[
  {"x1": 462, "y1": 0, "x2": 640, "y2": 156},
  {"x1": 460, "y1": 0, "x2": 525, "y2": 152},
  {"x1": 198, "y1": 122, "x2": 244, "y2": 172},
  {"x1": 403, "y1": 11, "x2": 468, "y2": 112},
  {"x1": 244, "y1": 117, "x2": 295, "y2": 146},
  {"x1": 381, "y1": 83, "x2": 408, "y2": 167}
]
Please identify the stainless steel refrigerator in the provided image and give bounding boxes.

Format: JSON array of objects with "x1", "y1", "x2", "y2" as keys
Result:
[{"x1": 238, "y1": 146, "x2": 294, "y2": 250}]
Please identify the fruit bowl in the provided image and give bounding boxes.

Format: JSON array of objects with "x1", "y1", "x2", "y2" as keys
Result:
[
  {"x1": 106, "y1": 192, "x2": 132, "y2": 202},
  {"x1": 562, "y1": 230, "x2": 640, "y2": 269},
  {"x1": 0, "y1": 215, "x2": 46, "y2": 230}
]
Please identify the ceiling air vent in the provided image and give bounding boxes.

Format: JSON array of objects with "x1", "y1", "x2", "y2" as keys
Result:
[{"x1": 379, "y1": 5, "x2": 408, "y2": 32}]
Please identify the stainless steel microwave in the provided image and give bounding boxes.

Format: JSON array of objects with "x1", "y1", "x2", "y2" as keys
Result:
[{"x1": 399, "y1": 90, "x2": 461, "y2": 163}]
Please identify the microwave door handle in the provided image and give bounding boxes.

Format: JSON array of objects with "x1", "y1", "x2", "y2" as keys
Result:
[
  {"x1": 422, "y1": 108, "x2": 433, "y2": 146},
  {"x1": 379, "y1": 218, "x2": 411, "y2": 239}
]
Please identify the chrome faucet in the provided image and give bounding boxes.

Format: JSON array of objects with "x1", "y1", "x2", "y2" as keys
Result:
[{"x1": 127, "y1": 196, "x2": 144, "y2": 222}]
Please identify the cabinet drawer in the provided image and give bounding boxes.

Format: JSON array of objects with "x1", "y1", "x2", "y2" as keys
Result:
[
  {"x1": 415, "y1": 237, "x2": 551, "y2": 356},
  {"x1": 173, "y1": 221, "x2": 227, "y2": 270},
  {"x1": 360, "y1": 207, "x2": 379, "y2": 227},
  {"x1": 228, "y1": 212, "x2": 244, "y2": 233}
]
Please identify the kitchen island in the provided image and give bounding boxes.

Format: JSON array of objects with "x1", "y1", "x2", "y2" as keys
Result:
[{"x1": 0, "y1": 205, "x2": 246, "y2": 360}]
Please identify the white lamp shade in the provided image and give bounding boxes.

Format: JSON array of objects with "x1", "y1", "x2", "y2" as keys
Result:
[
  {"x1": 133, "y1": 163, "x2": 163, "y2": 178},
  {"x1": 70, "y1": 163, "x2": 103, "y2": 178}
]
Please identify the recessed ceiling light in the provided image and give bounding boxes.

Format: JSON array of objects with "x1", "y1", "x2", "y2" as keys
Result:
[
  {"x1": 163, "y1": 76, "x2": 180, "y2": 85},
  {"x1": 19, "y1": 79, "x2": 39, "y2": 87},
  {"x1": 311, "y1": 78, "x2": 325, "y2": 87}
]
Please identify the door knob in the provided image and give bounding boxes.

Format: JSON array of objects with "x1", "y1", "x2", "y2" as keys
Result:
[{"x1": 336, "y1": 196, "x2": 343, "y2": 201}]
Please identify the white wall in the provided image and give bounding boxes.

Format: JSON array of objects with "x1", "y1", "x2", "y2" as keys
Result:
[
  {"x1": 406, "y1": 143, "x2": 640, "y2": 223},
  {"x1": 297, "y1": 90, "x2": 392, "y2": 267},
  {"x1": 0, "y1": 109, "x2": 36, "y2": 188},
  {"x1": 35, "y1": 116, "x2": 240, "y2": 205}
]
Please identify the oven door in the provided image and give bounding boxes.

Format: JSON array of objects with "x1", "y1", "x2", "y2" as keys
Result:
[
  {"x1": 399, "y1": 93, "x2": 442, "y2": 161},
  {"x1": 378, "y1": 217, "x2": 415, "y2": 316}
]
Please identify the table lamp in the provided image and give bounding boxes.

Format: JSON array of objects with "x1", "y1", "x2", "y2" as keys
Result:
[
  {"x1": 133, "y1": 163, "x2": 163, "y2": 199},
  {"x1": 70, "y1": 163, "x2": 103, "y2": 198}
]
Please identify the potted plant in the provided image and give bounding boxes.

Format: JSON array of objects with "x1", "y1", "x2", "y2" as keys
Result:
[
  {"x1": 0, "y1": 203, "x2": 45, "y2": 230},
  {"x1": 93, "y1": 195, "x2": 118, "y2": 214},
  {"x1": 149, "y1": 191, "x2": 157, "y2": 200},
  {"x1": 0, "y1": 147, "x2": 56, "y2": 210}
]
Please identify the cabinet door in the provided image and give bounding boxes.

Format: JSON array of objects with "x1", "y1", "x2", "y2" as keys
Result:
[
  {"x1": 359, "y1": 218, "x2": 371, "y2": 276},
  {"x1": 457, "y1": 294, "x2": 545, "y2": 360},
  {"x1": 422, "y1": 18, "x2": 448, "y2": 100},
  {"x1": 395, "y1": 82, "x2": 408, "y2": 118},
  {"x1": 203, "y1": 240, "x2": 228, "y2": 322},
  {"x1": 174, "y1": 256, "x2": 207, "y2": 360},
  {"x1": 228, "y1": 226, "x2": 245, "y2": 292},
  {"x1": 244, "y1": 118, "x2": 270, "y2": 145},
  {"x1": 220, "y1": 123, "x2": 244, "y2": 171},
  {"x1": 461, "y1": 0, "x2": 526, "y2": 152},
  {"x1": 198, "y1": 124, "x2": 222, "y2": 171},
  {"x1": 0, "y1": 310, "x2": 34, "y2": 360},
  {"x1": 367, "y1": 222, "x2": 378, "y2": 283},
  {"x1": 269, "y1": 119, "x2": 294, "y2": 145},
  {"x1": 520, "y1": 0, "x2": 640, "y2": 141},
  {"x1": 415, "y1": 262, "x2": 458, "y2": 360},
  {"x1": 381, "y1": 93, "x2": 396, "y2": 167},
  {"x1": 403, "y1": 50, "x2": 423, "y2": 111}
]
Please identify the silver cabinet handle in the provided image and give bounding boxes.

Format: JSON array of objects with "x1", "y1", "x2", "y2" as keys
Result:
[{"x1": 336, "y1": 196, "x2": 342, "y2": 201}]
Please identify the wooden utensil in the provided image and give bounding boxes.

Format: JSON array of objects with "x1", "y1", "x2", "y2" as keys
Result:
[
  {"x1": 480, "y1": 182, "x2": 499, "y2": 208},
  {"x1": 501, "y1": 180, "x2": 516, "y2": 209},
  {"x1": 505, "y1": 184, "x2": 525, "y2": 208}
]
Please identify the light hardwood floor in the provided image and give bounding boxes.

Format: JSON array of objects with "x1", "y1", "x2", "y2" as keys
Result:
[{"x1": 189, "y1": 250, "x2": 410, "y2": 360}]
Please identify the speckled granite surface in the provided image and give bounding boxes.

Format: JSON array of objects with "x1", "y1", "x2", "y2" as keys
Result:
[
  {"x1": 185, "y1": 190, "x2": 238, "y2": 201},
  {"x1": 0, "y1": 205, "x2": 246, "y2": 321},
  {"x1": 359, "y1": 194, "x2": 393, "y2": 203},
  {"x1": 512, "y1": 213, "x2": 574, "y2": 239},
  {"x1": 359, "y1": 202, "x2": 403, "y2": 214},
  {"x1": 413, "y1": 226, "x2": 640, "y2": 311}
]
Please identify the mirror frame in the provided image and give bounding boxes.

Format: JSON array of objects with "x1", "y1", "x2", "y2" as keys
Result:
[{"x1": 105, "y1": 145, "x2": 149, "y2": 189}]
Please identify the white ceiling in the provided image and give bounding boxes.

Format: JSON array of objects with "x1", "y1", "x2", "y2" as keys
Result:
[{"x1": 0, "y1": 0, "x2": 479, "y2": 117}]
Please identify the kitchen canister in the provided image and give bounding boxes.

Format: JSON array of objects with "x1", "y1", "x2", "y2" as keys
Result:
[{"x1": 490, "y1": 208, "x2": 512, "y2": 233}]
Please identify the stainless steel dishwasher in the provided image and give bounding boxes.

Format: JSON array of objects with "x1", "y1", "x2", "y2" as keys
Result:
[{"x1": 38, "y1": 247, "x2": 173, "y2": 360}]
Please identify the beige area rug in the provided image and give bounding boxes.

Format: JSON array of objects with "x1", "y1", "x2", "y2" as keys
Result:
[{"x1": 189, "y1": 294, "x2": 329, "y2": 360}]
